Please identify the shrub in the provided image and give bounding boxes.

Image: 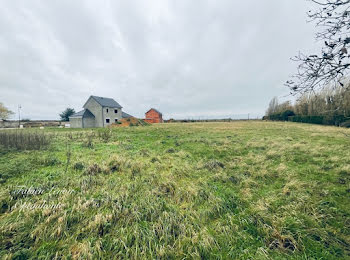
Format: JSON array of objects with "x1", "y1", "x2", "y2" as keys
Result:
[
  {"x1": 267, "y1": 113, "x2": 283, "y2": 121},
  {"x1": 0, "y1": 130, "x2": 52, "y2": 150},
  {"x1": 166, "y1": 148, "x2": 176, "y2": 153},
  {"x1": 202, "y1": 160, "x2": 225, "y2": 170},
  {"x1": 107, "y1": 155, "x2": 130, "y2": 173},
  {"x1": 267, "y1": 110, "x2": 295, "y2": 121},
  {"x1": 98, "y1": 129, "x2": 112, "y2": 142},
  {"x1": 82, "y1": 132, "x2": 94, "y2": 148},
  {"x1": 281, "y1": 110, "x2": 295, "y2": 121},
  {"x1": 150, "y1": 157, "x2": 160, "y2": 163},
  {"x1": 43, "y1": 156, "x2": 60, "y2": 166},
  {"x1": 340, "y1": 120, "x2": 350, "y2": 128},
  {"x1": 157, "y1": 182, "x2": 176, "y2": 197},
  {"x1": 84, "y1": 163, "x2": 102, "y2": 175},
  {"x1": 73, "y1": 162, "x2": 85, "y2": 171},
  {"x1": 139, "y1": 149, "x2": 150, "y2": 157},
  {"x1": 131, "y1": 164, "x2": 141, "y2": 178},
  {"x1": 331, "y1": 115, "x2": 347, "y2": 126}
]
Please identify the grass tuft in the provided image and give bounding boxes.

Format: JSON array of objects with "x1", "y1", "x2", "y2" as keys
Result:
[{"x1": 1, "y1": 121, "x2": 349, "y2": 259}]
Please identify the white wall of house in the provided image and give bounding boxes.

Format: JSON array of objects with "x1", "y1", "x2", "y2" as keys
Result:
[
  {"x1": 70, "y1": 117, "x2": 83, "y2": 128},
  {"x1": 83, "y1": 98, "x2": 104, "y2": 127},
  {"x1": 102, "y1": 107, "x2": 122, "y2": 126},
  {"x1": 83, "y1": 117, "x2": 95, "y2": 128}
]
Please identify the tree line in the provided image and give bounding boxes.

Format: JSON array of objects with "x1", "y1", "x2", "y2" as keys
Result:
[
  {"x1": 279, "y1": 1, "x2": 350, "y2": 128},
  {"x1": 265, "y1": 84, "x2": 350, "y2": 127}
]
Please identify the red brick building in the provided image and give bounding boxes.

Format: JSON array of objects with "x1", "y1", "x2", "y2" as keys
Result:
[{"x1": 144, "y1": 108, "x2": 163, "y2": 123}]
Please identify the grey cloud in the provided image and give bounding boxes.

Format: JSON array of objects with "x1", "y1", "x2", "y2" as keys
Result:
[{"x1": 0, "y1": 0, "x2": 317, "y2": 120}]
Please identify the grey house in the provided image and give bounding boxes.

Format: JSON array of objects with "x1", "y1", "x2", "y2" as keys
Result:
[{"x1": 69, "y1": 96, "x2": 133, "y2": 128}]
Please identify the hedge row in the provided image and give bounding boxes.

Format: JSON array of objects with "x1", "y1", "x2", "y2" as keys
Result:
[
  {"x1": 289, "y1": 115, "x2": 347, "y2": 126},
  {"x1": 264, "y1": 111, "x2": 350, "y2": 127},
  {"x1": 266, "y1": 110, "x2": 295, "y2": 121}
]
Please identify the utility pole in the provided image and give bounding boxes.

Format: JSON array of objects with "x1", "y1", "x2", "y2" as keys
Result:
[
  {"x1": 18, "y1": 105, "x2": 21, "y2": 128},
  {"x1": 248, "y1": 113, "x2": 250, "y2": 121}
]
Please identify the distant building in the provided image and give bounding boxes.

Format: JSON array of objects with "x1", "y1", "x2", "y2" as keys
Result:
[
  {"x1": 144, "y1": 108, "x2": 163, "y2": 123},
  {"x1": 69, "y1": 96, "x2": 133, "y2": 128}
]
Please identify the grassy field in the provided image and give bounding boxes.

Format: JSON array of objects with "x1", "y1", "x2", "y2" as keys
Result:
[{"x1": 0, "y1": 121, "x2": 349, "y2": 259}]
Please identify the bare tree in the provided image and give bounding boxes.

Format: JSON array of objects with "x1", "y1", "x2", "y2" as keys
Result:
[
  {"x1": 266, "y1": 97, "x2": 279, "y2": 116},
  {"x1": 293, "y1": 84, "x2": 350, "y2": 116},
  {"x1": 287, "y1": 0, "x2": 350, "y2": 94}
]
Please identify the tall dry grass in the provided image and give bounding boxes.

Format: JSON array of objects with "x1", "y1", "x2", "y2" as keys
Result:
[{"x1": 0, "y1": 130, "x2": 52, "y2": 150}]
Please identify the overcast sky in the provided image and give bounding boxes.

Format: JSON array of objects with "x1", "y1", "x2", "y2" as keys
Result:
[{"x1": 0, "y1": 0, "x2": 318, "y2": 120}]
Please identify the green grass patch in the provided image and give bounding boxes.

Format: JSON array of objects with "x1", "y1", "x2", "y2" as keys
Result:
[{"x1": 0, "y1": 121, "x2": 349, "y2": 259}]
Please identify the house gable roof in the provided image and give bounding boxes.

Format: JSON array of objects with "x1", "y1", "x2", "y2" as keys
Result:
[
  {"x1": 145, "y1": 108, "x2": 162, "y2": 116},
  {"x1": 83, "y1": 95, "x2": 122, "y2": 108},
  {"x1": 69, "y1": 109, "x2": 95, "y2": 118}
]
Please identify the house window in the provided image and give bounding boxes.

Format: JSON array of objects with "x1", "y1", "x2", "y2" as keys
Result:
[
  {"x1": 106, "y1": 119, "x2": 110, "y2": 123},
  {"x1": 114, "y1": 109, "x2": 118, "y2": 113},
  {"x1": 115, "y1": 119, "x2": 118, "y2": 123},
  {"x1": 106, "y1": 108, "x2": 109, "y2": 113}
]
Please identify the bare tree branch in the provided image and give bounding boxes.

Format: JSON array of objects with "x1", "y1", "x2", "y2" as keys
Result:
[{"x1": 287, "y1": 0, "x2": 350, "y2": 94}]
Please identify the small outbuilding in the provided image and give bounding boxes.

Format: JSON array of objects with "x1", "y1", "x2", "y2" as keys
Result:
[
  {"x1": 69, "y1": 109, "x2": 96, "y2": 128},
  {"x1": 144, "y1": 108, "x2": 163, "y2": 123}
]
